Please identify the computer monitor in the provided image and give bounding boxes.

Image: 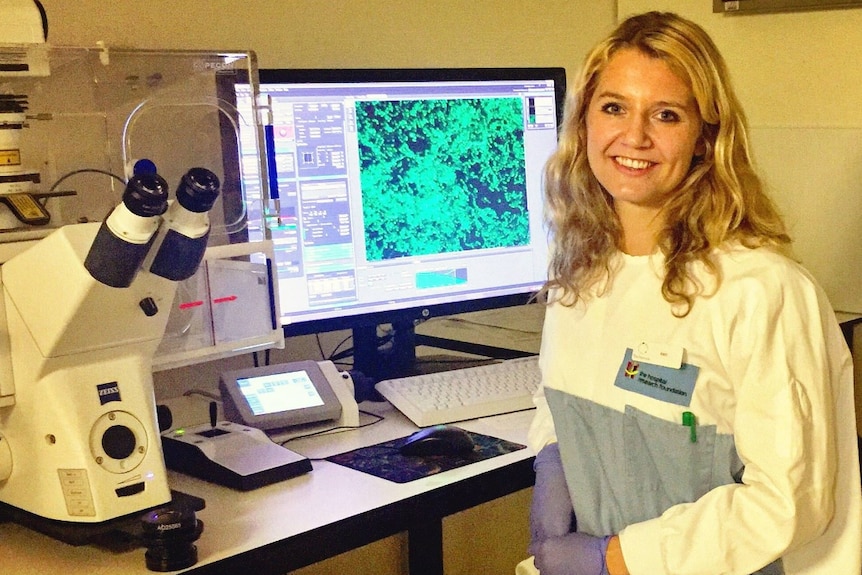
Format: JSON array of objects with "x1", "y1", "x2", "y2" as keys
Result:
[{"x1": 233, "y1": 67, "x2": 566, "y2": 380}]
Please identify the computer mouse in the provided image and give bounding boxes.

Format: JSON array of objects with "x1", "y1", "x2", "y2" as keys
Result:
[{"x1": 398, "y1": 425, "x2": 476, "y2": 456}]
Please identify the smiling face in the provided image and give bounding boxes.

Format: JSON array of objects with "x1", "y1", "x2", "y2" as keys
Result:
[{"x1": 586, "y1": 48, "x2": 703, "y2": 247}]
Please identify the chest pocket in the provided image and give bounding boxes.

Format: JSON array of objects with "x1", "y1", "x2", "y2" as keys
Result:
[
  {"x1": 623, "y1": 402, "x2": 730, "y2": 523},
  {"x1": 545, "y1": 388, "x2": 783, "y2": 575}
]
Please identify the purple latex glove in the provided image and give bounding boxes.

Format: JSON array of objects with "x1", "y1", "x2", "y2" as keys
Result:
[
  {"x1": 529, "y1": 443, "x2": 576, "y2": 556},
  {"x1": 533, "y1": 531, "x2": 611, "y2": 575}
]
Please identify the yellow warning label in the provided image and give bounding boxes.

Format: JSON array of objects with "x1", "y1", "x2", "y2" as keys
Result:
[
  {"x1": 0, "y1": 149, "x2": 21, "y2": 166},
  {"x1": 7, "y1": 193, "x2": 45, "y2": 219}
]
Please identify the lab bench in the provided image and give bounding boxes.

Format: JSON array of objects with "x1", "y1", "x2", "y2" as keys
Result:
[{"x1": 0, "y1": 399, "x2": 537, "y2": 575}]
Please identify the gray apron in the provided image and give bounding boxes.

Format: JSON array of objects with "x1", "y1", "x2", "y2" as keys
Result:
[{"x1": 545, "y1": 387, "x2": 784, "y2": 575}]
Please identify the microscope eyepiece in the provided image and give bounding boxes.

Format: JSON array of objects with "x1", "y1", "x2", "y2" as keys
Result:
[
  {"x1": 175, "y1": 167, "x2": 220, "y2": 213},
  {"x1": 85, "y1": 173, "x2": 170, "y2": 288},
  {"x1": 146, "y1": 167, "x2": 222, "y2": 282},
  {"x1": 123, "y1": 173, "x2": 169, "y2": 218}
]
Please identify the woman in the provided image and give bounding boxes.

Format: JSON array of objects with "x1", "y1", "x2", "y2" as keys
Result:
[{"x1": 520, "y1": 11, "x2": 862, "y2": 575}]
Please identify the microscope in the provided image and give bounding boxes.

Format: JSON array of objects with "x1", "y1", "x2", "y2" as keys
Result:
[
  {"x1": 0, "y1": 1, "x2": 281, "y2": 534},
  {"x1": 0, "y1": 166, "x2": 221, "y2": 524}
]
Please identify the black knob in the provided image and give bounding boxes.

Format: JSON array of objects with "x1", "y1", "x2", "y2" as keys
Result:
[
  {"x1": 156, "y1": 404, "x2": 173, "y2": 432},
  {"x1": 102, "y1": 425, "x2": 137, "y2": 460},
  {"x1": 139, "y1": 297, "x2": 159, "y2": 317},
  {"x1": 141, "y1": 506, "x2": 204, "y2": 572}
]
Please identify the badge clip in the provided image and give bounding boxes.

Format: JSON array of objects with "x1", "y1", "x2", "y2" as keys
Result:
[{"x1": 632, "y1": 341, "x2": 683, "y2": 370}]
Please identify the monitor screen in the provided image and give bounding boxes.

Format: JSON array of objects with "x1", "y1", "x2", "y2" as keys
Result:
[{"x1": 233, "y1": 68, "x2": 565, "y2": 380}]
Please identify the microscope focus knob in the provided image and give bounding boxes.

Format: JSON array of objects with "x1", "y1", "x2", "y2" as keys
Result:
[
  {"x1": 102, "y1": 425, "x2": 137, "y2": 461},
  {"x1": 90, "y1": 411, "x2": 148, "y2": 474}
]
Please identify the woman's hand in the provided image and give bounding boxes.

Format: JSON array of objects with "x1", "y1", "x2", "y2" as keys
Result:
[
  {"x1": 529, "y1": 442, "x2": 576, "y2": 555},
  {"x1": 533, "y1": 531, "x2": 611, "y2": 575}
]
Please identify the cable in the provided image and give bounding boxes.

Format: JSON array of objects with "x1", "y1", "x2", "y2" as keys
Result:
[
  {"x1": 312, "y1": 332, "x2": 354, "y2": 363},
  {"x1": 48, "y1": 168, "x2": 125, "y2": 193},
  {"x1": 34, "y1": 190, "x2": 77, "y2": 207},
  {"x1": 428, "y1": 315, "x2": 542, "y2": 336},
  {"x1": 182, "y1": 389, "x2": 221, "y2": 401},
  {"x1": 277, "y1": 409, "x2": 385, "y2": 446},
  {"x1": 329, "y1": 348, "x2": 354, "y2": 362},
  {"x1": 315, "y1": 333, "x2": 327, "y2": 360}
]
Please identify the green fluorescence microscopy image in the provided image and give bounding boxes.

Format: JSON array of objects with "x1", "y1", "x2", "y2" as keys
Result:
[{"x1": 356, "y1": 97, "x2": 530, "y2": 261}]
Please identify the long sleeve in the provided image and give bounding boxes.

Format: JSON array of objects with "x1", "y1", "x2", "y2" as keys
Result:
[{"x1": 527, "y1": 384, "x2": 558, "y2": 454}]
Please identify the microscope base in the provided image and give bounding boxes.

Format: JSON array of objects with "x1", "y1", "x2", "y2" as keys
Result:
[{"x1": 0, "y1": 489, "x2": 205, "y2": 547}]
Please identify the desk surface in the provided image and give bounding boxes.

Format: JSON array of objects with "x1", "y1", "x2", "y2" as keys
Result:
[
  {"x1": 0, "y1": 400, "x2": 536, "y2": 575},
  {"x1": 416, "y1": 304, "x2": 544, "y2": 356}
]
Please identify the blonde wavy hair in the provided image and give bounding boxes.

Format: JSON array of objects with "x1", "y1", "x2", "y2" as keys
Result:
[{"x1": 543, "y1": 11, "x2": 790, "y2": 315}]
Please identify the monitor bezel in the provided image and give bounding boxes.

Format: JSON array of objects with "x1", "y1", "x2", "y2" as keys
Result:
[{"x1": 255, "y1": 66, "x2": 566, "y2": 339}]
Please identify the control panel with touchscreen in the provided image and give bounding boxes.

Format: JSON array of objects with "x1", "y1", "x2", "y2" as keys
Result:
[{"x1": 219, "y1": 360, "x2": 342, "y2": 431}]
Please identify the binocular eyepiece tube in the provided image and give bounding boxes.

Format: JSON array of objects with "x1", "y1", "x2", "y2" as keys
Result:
[{"x1": 83, "y1": 167, "x2": 221, "y2": 288}]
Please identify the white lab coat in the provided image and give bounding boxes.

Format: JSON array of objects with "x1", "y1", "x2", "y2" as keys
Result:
[{"x1": 520, "y1": 245, "x2": 862, "y2": 575}]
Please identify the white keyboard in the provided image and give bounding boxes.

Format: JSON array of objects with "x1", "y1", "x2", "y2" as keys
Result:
[{"x1": 375, "y1": 355, "x2": 541, "y2": 427}]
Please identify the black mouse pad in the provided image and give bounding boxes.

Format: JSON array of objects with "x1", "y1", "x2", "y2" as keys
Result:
[{"x1": 325, "y1": 431, "x2": 526, "y2": 483}]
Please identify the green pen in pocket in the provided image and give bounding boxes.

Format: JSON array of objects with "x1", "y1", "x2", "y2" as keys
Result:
[{"x1": 682, "y1": 411, "x2": 697, "y2": 443}]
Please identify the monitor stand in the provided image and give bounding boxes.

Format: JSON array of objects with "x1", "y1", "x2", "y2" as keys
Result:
[
  {"x1": 352, "y1": 321, "x2": 418, "y2": 383},
  {"x1": 351, "y1": 320, "x2": 530, "y2": 384}
]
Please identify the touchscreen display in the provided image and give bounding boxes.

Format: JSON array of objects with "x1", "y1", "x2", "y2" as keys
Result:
[{"x1": 237, "y1": 370, "x2": 325, "y2": 416}]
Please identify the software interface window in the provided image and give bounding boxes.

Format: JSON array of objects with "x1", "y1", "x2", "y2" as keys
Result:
[{"x1": 235, "y1": 75, "x2": 559, "y2": 328}]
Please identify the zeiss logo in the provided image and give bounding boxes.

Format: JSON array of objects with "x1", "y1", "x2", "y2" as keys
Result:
[{"x1": 97, "y1": 382, "x2": 121, "y2": 405}]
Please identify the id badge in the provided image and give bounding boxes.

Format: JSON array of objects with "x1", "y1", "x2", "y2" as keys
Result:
[{"x1": 614, "y1": 347, "x2": 698, "y2": 407}]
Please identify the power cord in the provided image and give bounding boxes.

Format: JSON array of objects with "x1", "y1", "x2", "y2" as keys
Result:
[
  {"x1": 182, "y1": 388, "x2": 221, "y2": 402},
  {"x1": 48, "y1": 168, "x2": 126, "y2": 193},
  {"x1": 277, "y1": 409, "x2": 386, "y2": 449}
]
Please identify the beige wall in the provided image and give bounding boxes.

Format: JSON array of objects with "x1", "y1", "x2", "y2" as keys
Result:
[
  {"x1": 38, "y1": 1, "x2": 614, "y2": 79},
  {"x1": 620, "y1": 2, "x2": 862, "y2": 127},
  {"x1": 620, "y1": 1, "x2": 862, "y2": 314}
]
